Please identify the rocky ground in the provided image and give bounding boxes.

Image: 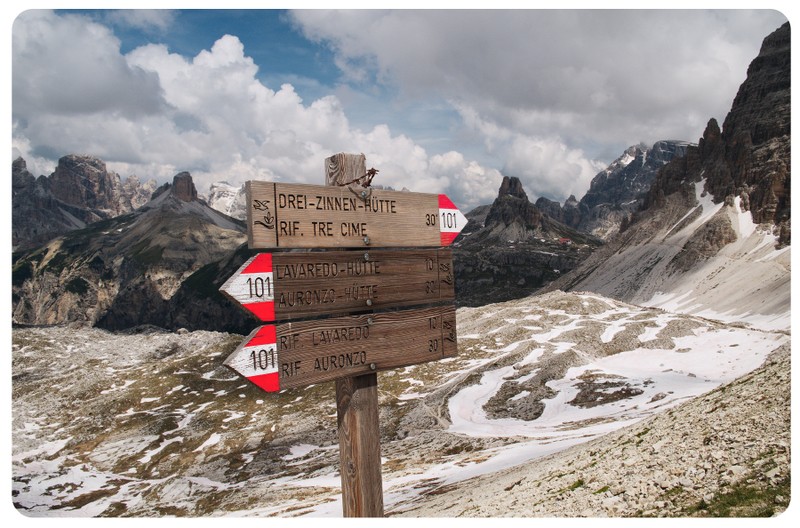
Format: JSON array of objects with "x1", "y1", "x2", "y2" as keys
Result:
[
  {"x1": 396, "y1": 342, "x2": 791, "y2": 517},
  {"x1": 11, "y1": 291, "x2": 790, "y2": 518}
]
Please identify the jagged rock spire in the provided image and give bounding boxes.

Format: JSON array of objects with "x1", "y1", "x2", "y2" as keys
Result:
[{"x1": 172, "y1": 172, "x2": 198, "y2": 202}]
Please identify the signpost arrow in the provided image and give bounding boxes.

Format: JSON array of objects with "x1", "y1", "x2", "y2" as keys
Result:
[
  {"x1": 246, "y1": 181, "x2": 468, "y2": 248},
  {"x1": 223, "y1": 305, "x2": 457, "y2": 392},
  {"x1": 219, "y1": 249, "x2": 455, "y2": 322}
]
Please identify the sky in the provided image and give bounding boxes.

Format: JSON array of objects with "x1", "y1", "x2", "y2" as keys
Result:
[{"x1": 8, "y1": 4, "x2": 791, "y2": 211}]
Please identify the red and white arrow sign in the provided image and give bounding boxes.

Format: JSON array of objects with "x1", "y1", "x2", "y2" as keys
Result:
[
  {"x1": 223, "y1": 325, "x2": 280, "y2": 392},
  {"x1": 219, "y1": 254, "x2": 275, "y2": 321},
  {"x1": 438, "y1": 195, "x2": 468, "y2": 246},
  {"x1": 223, "y1": 305, "x2": 458, "y2": 393}
]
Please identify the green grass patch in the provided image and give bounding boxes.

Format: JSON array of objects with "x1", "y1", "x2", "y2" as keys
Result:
[
  {"x1": 568, "y1": 479, "x2": 585, "y2": 491},
  {"x1": 685, "y1": 475, "x2": 790, "y2": 517},
  {"x1": 594, "y1": 485, "x2": 610, "y2": 494}
]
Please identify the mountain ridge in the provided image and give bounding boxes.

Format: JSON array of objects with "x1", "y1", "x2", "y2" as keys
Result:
[
  {"x1": 543, "y1": 22, "x2": 790, "y2": 331},
  {"x1": 12, "y1": 172, "x2": 247, "y2": 330},
  {"x1": 536, "y1": 140, "x2": 692, "y2": 239},
  {"x1": 12, "y1": 154, "x2": 157, "y2": 251}
]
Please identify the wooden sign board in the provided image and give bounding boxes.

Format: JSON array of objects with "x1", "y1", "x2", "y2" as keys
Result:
[
  {"x1": 223, "y1": 305, "x2": 457, "y2": 392},
  {"x1": 246, "y1": 181, "x2": 467, "y2": 248},
  {"x1": 220, "y1": 249, "x2": 455, "y2": 322}
]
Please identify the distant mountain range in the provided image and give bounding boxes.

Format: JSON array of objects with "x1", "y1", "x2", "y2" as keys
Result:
[
  {"x1": 536, "y1": 140, "x2": 691, "y2": 239},
  {"x1": 450, "y1": 139, "x2": 693, "y2": 307},
  {"x1": 11, "y1": 24, "x2": 789, "y2": 332},
  {"x1": 12, "y1": 155, "x2": 157, "y2": 251},
  {"x1": 452, "y1": 175, "x2": 602, "y2": 306},
  {"x1": 12, "y1": 172, "x2": 251, "y2": 332}
]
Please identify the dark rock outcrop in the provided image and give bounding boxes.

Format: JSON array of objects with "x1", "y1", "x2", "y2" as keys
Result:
[
  {"x1": 714, "y1": 22, "x2": 790, "y2": 240},
  {"x1": 48, "y1": 154, "x2": 124, "y2": 214},
  {"x1": 646, "y1": 22, "x2": 790, "y2": 245},
  {"x1": 454, "y1": 176, "x2": 602, "y2": 307},
  {"x1": 172, "y1": 171, "x2": 199, "y2": 202},
  {"x1": 534, "y1": 196, "x2": 563, "y2": 222}
]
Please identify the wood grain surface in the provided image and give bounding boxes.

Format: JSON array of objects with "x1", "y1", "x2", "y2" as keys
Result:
[{"x1": 246, "y1": 181, "x2": 456, "y2": 248}]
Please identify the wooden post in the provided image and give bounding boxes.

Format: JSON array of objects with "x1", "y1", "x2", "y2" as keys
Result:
[
  {"x1": 327, "y1": 153, "x2": 384, "y2": 517},
  {"x1": 336, "y1": 374, "x2": 384, "y2": 517}
]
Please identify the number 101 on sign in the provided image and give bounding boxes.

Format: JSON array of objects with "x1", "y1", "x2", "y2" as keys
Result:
[{"x1": 246, "y1": 276, "x2": 272, "y2": 298}]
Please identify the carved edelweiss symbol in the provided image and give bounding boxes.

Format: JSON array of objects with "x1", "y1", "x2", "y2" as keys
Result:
[
  {"x1": 440, "y1": 262, "x2": 454, "y2": 285},
  {"x1": 252, "y1": 199, "x2": 275, "y2": 230},
  {"x1": 443, "y1": 321, "x2": 456, "y2": 342}
]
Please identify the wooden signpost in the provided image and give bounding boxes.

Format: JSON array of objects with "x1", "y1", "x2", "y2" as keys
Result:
[
  {"x1": 221, "y1": 153, "x2": 466, "y2": 517},
  {"x1": 246, "y1": 181, "x2": 467, "y2": 248},
  {"x1": 219, "y1": 249, "x2": 455, "y2": 321}
]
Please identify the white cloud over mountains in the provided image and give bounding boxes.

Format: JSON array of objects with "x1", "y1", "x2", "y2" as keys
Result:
[
  {"x1": 11, "y1": 9, "x2": 788, "y2": 211},
  {"x1": 12, "y1": 10, "x2": 503, "y2": 210},
  {"x1": 291, "y1": 10, "x2": 784, "y2": 146}
]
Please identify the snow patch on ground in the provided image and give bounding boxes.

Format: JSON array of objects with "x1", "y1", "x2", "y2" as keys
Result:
[{"x1": 11, "y1": 293, "x2": 788, "y2": 517}]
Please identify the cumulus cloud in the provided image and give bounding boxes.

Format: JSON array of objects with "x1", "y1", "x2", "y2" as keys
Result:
[
  {"x1": 11, "y1": 9, "x2": 788, "y2": 214},
  {"x1": 12, "y1": 10, "x2": 164, "y2": 119},
  {"x1": 458, "y1": 105, "x2": 604, "y2": 201},
  {"x1": 12, "y1": 10, "x2": 495, "y2": 211},
  {"x1": 291, "y1": 9, "x2": 786, "y2": 148},
  {"x1": 290, "y1": 9, "x2": 787, "y2": 200}
]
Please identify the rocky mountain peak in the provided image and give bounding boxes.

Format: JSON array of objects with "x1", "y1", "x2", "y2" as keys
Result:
[
  {"x1": 151, "y1": 172, "x2": 200, "y2": 203},
  {"x1": 485, "y1": 176, "x2": 542, "y2": 230},
  {"x1": 13, "y1": 156, "x2": 28, "y2": 173},
  {"x1": 546, "y1": 23, "x2": 790, "y2": 326},
  {"x1": 12, "y1": 156, "x2": 35, "y2": 193},
  {"x1": 542, "y1": 140, "x2": 691, "y2": 239},
  {"x1": 454, "y1": 176, "x2": 602, "y2": 307},
  {"x1": 497, "y1": 176, "x2": 529, "y2": 200},
  {"x1": 48, "y1": 154, "x2": 123, "y2": 212},
  {"x1": 533, "y1": 196, "x2": 562, "y2": 221},
  {"x1": 172, "y1": 171, "x2": 198, "y2": 202},
  {"x1": 645, "y1": 22, "x2": 790, "y2": 245},
  {"x1": 12, "y1": 155, "x2": 180, "y2": 251},
  {"x1": 698, "y1": 118, "x2": 722, "y2": 155}
]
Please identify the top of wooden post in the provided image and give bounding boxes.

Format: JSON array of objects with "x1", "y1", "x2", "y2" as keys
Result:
[{"x1": 325, "y1": 153, "x2": 367, "y2": 187}]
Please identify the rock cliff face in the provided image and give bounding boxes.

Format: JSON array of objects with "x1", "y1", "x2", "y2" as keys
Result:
[
  {"x1": 121, "y1": 175, "x2": 158, "y2": 211},
  {"x1": 12, "y1": 155, "x2": 157, "y2": 250},
  {"x1": 12, "y1": 157, "x2": 85, "y2": 250},
  {"x1": 544, "y1": 23, "x2": 790, "y2": 330},
  {"x1": 48, "y1": 154, "x2": 125, "y2": 214},
  {"x1": 454, "y1": 176, "x2": 601, "y2": 306},
  {"x1": 645, "y1": 22, "x2": 790, "y2": 245},
  {"x1": 705, "y1": 22, "x2": 789, "y2": 243},
  {"x1": 12, "y1": 172, "x2": 248, "y2": 332}
]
